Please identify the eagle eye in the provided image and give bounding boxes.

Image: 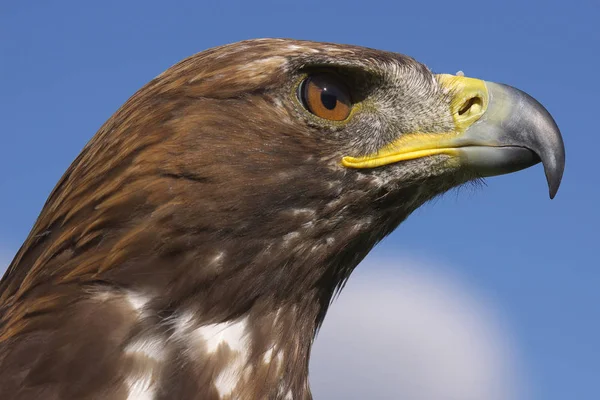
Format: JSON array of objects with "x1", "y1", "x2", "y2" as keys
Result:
[{"x1": 298, "y1": 74, "x2": 352, "y2": 121}]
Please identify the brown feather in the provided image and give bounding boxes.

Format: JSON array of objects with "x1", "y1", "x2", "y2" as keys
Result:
[{"x1": 0, "y1": 39, "x2": 466, "y2": 399}]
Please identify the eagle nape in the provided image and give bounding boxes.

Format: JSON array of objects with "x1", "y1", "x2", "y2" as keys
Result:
[{"x1": 0, "y1": 39, "x2": 566, "y2": 400}]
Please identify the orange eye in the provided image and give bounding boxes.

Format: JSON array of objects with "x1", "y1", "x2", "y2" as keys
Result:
[{"x1": 298, "y1": 74, "x2": 352, "y2": 121}]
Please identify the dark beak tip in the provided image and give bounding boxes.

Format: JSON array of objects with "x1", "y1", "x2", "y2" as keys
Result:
[
  {"x1": 546, "y1": 169, "x2": 563, "y2": 199},
  {"x1": 544, "y1": 155, "x2": 565, "y2": 200}
]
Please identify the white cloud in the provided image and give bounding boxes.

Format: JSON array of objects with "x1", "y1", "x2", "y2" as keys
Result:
[{"x1": 310, "y1": 257, "x2": 526, "y2": 400}]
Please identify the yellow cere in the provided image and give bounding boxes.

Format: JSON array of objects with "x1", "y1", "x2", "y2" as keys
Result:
[
  {"x1": 437, "y1": 74, "x2": 489, "y2": 132},
  {"x1": 342, "y1": 75, "x2": 489, "y2": 169}
]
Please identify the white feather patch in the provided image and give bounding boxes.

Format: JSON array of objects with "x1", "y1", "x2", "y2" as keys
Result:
[
  {"x1": 192, "y1": 317, "x2": 251, "y2": 397},
  {"x1": 125, "y1": 374, "x2": 157, "y2": 400},
  {"x1": 124, "y1": 336, "x2": 165, "y2": 400}
]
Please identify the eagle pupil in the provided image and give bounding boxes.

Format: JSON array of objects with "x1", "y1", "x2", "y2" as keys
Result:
[{"x1": 321, "y1": 90, "x2": 337, "y2": 110}]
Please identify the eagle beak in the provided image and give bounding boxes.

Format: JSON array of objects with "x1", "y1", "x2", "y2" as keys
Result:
[{"x1": 341, "y1": 75, "x2": 566, "y2": 199}]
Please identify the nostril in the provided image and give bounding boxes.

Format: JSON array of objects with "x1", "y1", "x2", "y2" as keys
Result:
[{"x1": 458, "y1": 96, "x2": 483, "y2": 116}]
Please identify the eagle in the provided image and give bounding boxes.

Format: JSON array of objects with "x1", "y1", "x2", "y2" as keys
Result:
[{"x1": 0, "y1": 39, "x2": 564, "y2": 399}]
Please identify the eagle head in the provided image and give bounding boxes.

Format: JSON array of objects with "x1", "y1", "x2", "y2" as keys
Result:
[{"x1": 0, "y1": 39, "x2": 564, "y2": 399}]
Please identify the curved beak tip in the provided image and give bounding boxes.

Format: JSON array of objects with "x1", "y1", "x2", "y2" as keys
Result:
[
  {"x1": 535, "y1": 110, "x2": 565, "y2": 200},
  {"x1": 546, "y1": 155, "x2": 565, "y2": 199},
  {"x1": 482, "y1": 82, "x2": 566, "y2": 200}
]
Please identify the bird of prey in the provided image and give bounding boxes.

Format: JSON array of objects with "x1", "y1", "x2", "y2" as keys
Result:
[{"x1": 0, "y1": 39, "x2": 564, "y2": 400}]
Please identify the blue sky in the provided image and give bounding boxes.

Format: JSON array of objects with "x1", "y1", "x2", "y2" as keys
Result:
[{"x1": 1, "y1": 0, "x2": 598, "y2": 398}]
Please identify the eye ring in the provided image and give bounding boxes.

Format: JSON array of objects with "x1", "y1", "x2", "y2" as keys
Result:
[{"x1": 298, "y1": 74, "x2": 352, "y2": 121}]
